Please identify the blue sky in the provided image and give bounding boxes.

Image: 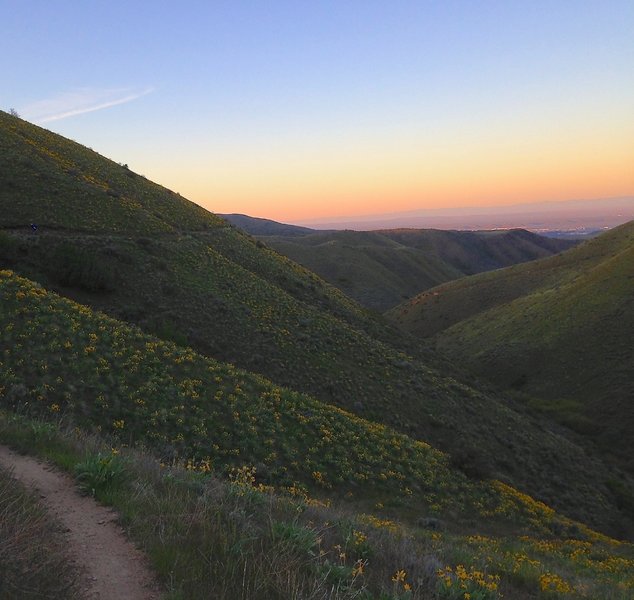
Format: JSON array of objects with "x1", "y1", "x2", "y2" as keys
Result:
[{"x1": 3, "y1": 1, "x2": 633, "y2": 221}]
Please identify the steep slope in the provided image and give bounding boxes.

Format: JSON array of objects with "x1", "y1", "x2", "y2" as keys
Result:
[
  {"x1": 5, "y1": 271, "x2": 634, "y2": 599},
  {"x1": 238, "y1": 224, "x2": 575, "y2": 311},
  {"x1": 1, "y1": 111, "x2": 632, "y2": 535},
  {"x1": 383, "y1": 228, "x2": 575, "y2": 274},
  {"x1": 257, "y1": 229, "x2": 462, "y2": 311},
  {"x1": 0, "y1": 121, "x2": 220, "y2": 234},
  {"x1": 0, "y1": 269, "x2": 624, "y2": 536},
  {"x1": 388, "y1": 222, "x2": 634, "y2": 471}
]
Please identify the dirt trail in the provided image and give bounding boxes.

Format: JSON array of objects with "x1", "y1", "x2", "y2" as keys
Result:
[{"x1": 0, "y1": 445, "x2": 161, "y2": 600}]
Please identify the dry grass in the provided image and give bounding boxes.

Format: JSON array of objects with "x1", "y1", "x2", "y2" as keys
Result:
[{"x1": 0, "y1": 465, "x2": 80, "y2": 599}]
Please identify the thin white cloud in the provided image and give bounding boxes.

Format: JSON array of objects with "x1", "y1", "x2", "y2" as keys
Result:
[{"x1": 21, "y1": 87, "x2": 154, "y2": 123}]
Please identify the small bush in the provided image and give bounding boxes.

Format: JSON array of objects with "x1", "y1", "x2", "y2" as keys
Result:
[
  {"x1": 271, "y1": 520, "x2": 319, "y2": 556},
  {"x1": 74, "y1": 452, "x2": 126, "y2": 498}
]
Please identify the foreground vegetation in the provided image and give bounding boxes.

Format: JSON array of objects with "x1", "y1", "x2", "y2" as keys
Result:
[
  {"x1": 0, "y1": 461, "x2": 80, "y2": 599},
  {"x1": 1, "y1": 269, "x2": 634, "y2": 597},
  {"x1": 1, "y1": 411, "x2": 633, "y2": 599},
  {"x1": 1, "y1": 268, "x2": 589, "y2": 533}
]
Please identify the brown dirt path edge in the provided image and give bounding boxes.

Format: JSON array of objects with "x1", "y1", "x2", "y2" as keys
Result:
[{"x1": 0, "y1": 445, "x2": 162, "y2": 600}]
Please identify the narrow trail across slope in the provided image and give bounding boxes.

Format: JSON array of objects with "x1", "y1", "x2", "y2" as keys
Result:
[{"x1": 0, "y1": 445, "x2": 161, "y2": 600}]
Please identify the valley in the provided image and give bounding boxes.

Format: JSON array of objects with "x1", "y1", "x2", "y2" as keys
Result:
[
  {"x1": 388, "y1": 221, "x2": 634, "y2": 477},
  {"x1": 223, "y1": 213, "x2": 577, "y2": 312},
  {"x1": 1, "y1": 109, "x2": 633, "y2": 598}
]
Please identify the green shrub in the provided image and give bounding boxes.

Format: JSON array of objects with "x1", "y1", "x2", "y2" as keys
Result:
[
  {"x1": 271, "y1": 520, "x2": 318, "y2": 556},
  {"x1": 74, "y1": 452, "x2": 126, "y2": 498}
]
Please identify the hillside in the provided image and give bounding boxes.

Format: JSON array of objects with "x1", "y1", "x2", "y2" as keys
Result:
[
  {"x1": 222, "y1": 213, "x2": 317, "y2": 236},
  {"x1": 226, "y1": 215, "x2": 575, "y2": 311},
  {"x1": 1, "y1": 110, "x2": 633, "y2": 537},
  {"x1": 0, "y1": 267, "x2": 607, "y2": 534},
  {"x1": 388, "y1": 221, "x2": 634, "y2": 471},
  {"x1": 3, "y1": 269, "x2": 634, "y2": 600}
]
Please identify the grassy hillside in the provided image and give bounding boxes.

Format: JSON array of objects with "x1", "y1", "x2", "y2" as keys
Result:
[
  {"x1": 0, "y1": 270, "x2": 474, "y2": 511},
  {"x1": 388, "y1": 222, "x2": 634, "y2": 471},
  {"x1": 1, "y1": 110, "x2": 632, "y2": 538},
  {"x1": 237, "y1": 224, "x2": 575, "y2": 311},
  {"x1": 1, "y1": 267, "x2": 606, "y2": 534},
  {"x1": 0, "y1": 270, "x2": 630, "y2": 520},
  {"x1": 255, "y1": 229, "x2": 462, "y2": 311},
  {"x1": 0, "y1": 112, "x2": 222, "y2": 234},
  {"x1": 4, "y1": 412, "x2": 634, "y2": 600},
  {"x1": 3, "y1": 271, "x2": 634, "y2": 599}
]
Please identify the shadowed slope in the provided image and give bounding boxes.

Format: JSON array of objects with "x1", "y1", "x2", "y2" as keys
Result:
[
  {"x1": 389, "y1": 222, "x2": 634, "y2": 471},
  {"x1": 4, "y1": 275, "x2": 634, "y2": 598},
  {"x1": 1, "y1": 268, "x2": 628, "y2": 544},
  {"x1": 229, "y1": 220, "x2": 575, "y2": 311}
]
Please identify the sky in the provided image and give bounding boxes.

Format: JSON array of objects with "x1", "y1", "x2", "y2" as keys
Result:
[{"x1": 3, "y1": 1, "x2": 633, "y2": 222}]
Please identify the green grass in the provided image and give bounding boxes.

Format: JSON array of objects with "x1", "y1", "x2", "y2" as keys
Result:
[
  {"x1": 1, "y1": 232, "x2": 629, "y2": 536},
  {"x1": 74, "y1": 451, "x2": 128, "y2": 499},
  {"x1": 242, "y1": 226, "x2": 574, "y2": 312},
  {"x1": 2, "y1": 267, "x2": 634, "y2": 550},
  {"x1": 389, "y1": 221, "x2": 634, "y2": 475},
  {"x1": 0, "y1": 111, "x2": 222, "y2": 234},
  {"x1": 2, "y1": 411, "x2": 634, "y2": 600},
  {"x1": 0, "y1": 268, "x2": 533, "y2": 526}
]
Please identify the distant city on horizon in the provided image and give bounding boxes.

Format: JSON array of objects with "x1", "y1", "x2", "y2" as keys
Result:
[{"x1": 285, "y1": 196, "x2": 634, "y2": 235}]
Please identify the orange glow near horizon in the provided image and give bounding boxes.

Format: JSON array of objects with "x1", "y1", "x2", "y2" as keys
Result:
[
  {"x1": 149, "y1": 127, "x2": 633, "y2": 222},
  {"x1": 16, "y1": 1, "x2": 633, "y2": 226}
]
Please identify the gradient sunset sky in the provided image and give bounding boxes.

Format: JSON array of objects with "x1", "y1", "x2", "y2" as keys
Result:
[{"x1": 4, "y1": 1, "x2": 633, "y2": 222}]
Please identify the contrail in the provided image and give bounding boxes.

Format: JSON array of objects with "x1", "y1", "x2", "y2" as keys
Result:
[{"x1": 22, "y1": 87, "x2": 154, "y2": 124}]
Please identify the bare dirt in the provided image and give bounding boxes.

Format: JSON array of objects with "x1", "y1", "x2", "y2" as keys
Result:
[{"x1": 0, "y1": 445, "x2": 161, "y2": 600}]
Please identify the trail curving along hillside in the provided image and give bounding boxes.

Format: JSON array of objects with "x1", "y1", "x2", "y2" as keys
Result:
[{"x1": 0, "y1": 445, "x2": 160, "y2": 600}]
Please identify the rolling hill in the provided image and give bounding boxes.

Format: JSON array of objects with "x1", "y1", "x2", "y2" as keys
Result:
[
  {"x1": 1, "y1": 109, "x2": 633, "y2": 537},
  {"x1": 388, "y1": 221, "x2": 634, "y2": 472},
  {"x1": 224, "y1": 214, "x2": 575, "y2": 311},
  {"x1": 4, "y1": 268, "x2": 634, "y2": 599}
]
